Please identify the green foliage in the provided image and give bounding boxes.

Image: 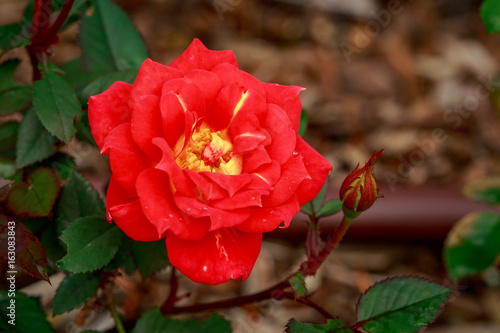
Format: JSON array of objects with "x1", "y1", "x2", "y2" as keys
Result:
[
  {"x1": 0, "y1": 291, "x2": 55, "y2": 333},
  {"x1": 481, "y1": 0, "x2": 500, "y2": 33},
  {"x1": 0, "y1": 24, "x2": 31, "y2": 54},
  {"x1": 463, "y1": 177, "x2": 500, "y2": 205},
  {"x1": 317, "y1": 200, "x2": 342, "y2": 217},
  {"x1": 16, "y1": 108, "x2": 57, "y2": 168},
  {"x1": 133, "y1": 307, "x2": 232, "y2": 333},
  {"x1": 444, "y1": 212, "x2": 500, "y2": 279},
  {"x1": 33, "y1": 65, "x2": 82, "y2": 143},
  {"x1": 299, "y1": 108, "x2": 308, "y2": 137},
  {"x1": 0, "y1": 60, "x2": 32, "y2": 114},
  {"x1": 289, "y1": 272, "x2": 307, "y2": 299},
  {"x1": 55, "y1": 170, "x2": 105, "y2": 235},
  {"x1": 80, "y1": 69, "x2": 139, "y2": 102},
  {"x1": 286, "y1": 318, "x2": 353, "y2": 333},
  {"x1": 357, "y1": 277, "x2": 452, "y2": 333},
  {"x1": 57, "y1": 216, "x2": 124, "y2": 273},
  {"x1": 53, "y1": 272, "x2": 100, "y2": 315},
  {"x1": 132, "y1": 240, "x2": 170, "y2": 277},
  {"x1": 6, "y1": 167, "x2": 60, "y2": 217},
  {"x1": 0, "y1": 121, "x2": 20, "y2": 154},
  {"x1": 80, "y1": 0, "x2": 148, "y2": 72}
]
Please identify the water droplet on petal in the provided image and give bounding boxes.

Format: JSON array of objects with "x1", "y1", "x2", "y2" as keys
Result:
[
  {"x1": 251, "y1": 197, "x2": 256, "y2": 200},
  {"x1": 292, "y1": 151, "x2": 299, "y2": 156},
  {"x1": 263, "y1": 219, "x2": 267, "y2": 222},
  {"x1": 168, "y1": 214, "x2": 174, "y2": 218},
  {"x1": 186, "y1": 208, "x2": 191, "y2": 212}
]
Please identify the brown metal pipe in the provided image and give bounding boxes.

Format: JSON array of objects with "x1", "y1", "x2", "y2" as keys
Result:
[{"x1": 267, "y1": 185, "x2": 500, "y2": 242}]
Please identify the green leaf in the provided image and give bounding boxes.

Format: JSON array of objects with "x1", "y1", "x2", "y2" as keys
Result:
[
  {"x1": 299, "y1": 108, "x2": 308, "y2": 137},
  {"x1": 0, "y1": 121, "x2": 20, "y2": 153},
  {"x1": 41, "y1": 224, "x2": 66, "y2": 263},
  {"x1": 0, "y1": 158, "x2": 16, "y2": 179},
  {"x1": 80, "y1": 0, "x2": 148, "y2": 72},
  {"x1": 357, "y1": 276, "x2": 452, "y2": 333},
  {"x1": 0, "y1": 291, "x2": 55, "y2": 333},
  {"x1": 33, "y1": 65, "x2": 82, "y2": 142},
  {"x1": 0, "y1": 85, "x2": 32, "y2": 115},
  {"x1": 46, "y1": 153, "x2": 76, "y2": 180},
  {"x1": 481, "y1": 0, "x2": 500, "y2": 33},
  {"x1": 16, "y1": 108, "x2": 57, "y2": 168},
  {"x1": 133, "y1": 308, "x2": 232, "y2": 333},
  {"x1": 312, "y1": 178, "x2": 329, "y2": 213},
  {"x1": 0, "y1": 215, "x2": 50, "y2": 283},
  {"x1": 61, "y1": 58, "x2": 106, "y2": 95},
  {"x1": 0, "y1": 60, "x2": 22, "y2": 91},
  {"x1": 301, "y1": 202, "x2": 313, "y2": 215},
  {"x1": 0, "y1": 178, "x2": 14, "y2": 199},
  {"x1": 57, "y1": 216, "x2": 124, "y2": 273},
  {"x1": 317, "y1": 200, "x2": 342, "y2": 217},
  {"x1": 53, "y1": 272, "x2": 100, "y2": 315},
  {"x1": 55, "y1": 170, "x2": 105, "y2": 235},
  {"x1": 6, "y1": 167, "x2": 60, "y2": 217},
  {"x1": 444, "y1": 212, "x2": 500, "y2": 279},
  {"x1": 0, "y1": 24, "x2": 31, "y2": 54},
  {"x1": 132, "y1": 240, "x2": 170, "y2": 277},
  {"x1": 463, "y1": 176, "x2": 500, "y2": 205},
  {"x1": 286, "y1": 318, "x2": 353, "y2": 333},
  {"x1": 80, "y1": 69, "x2": 139, "y2": 102},
  {"x1": 289, "y1": 272, "x2": 307, "y2": 298}
]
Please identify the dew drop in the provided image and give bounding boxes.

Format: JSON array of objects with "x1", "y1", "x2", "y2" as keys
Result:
[
  {"x1": 263, "y1": 219, "x2": 267, "y2": 222},
  {"x1": 251, "y1": 197, "x2": 256, "y2": 201},
  {"x1": 186, "y1": 208, "x2": 192, "y2": 212},
  {"x1": 168, "y1": 214, "x2": 174, "y2": 218},
  {"x1": 292, "y1": 151, "x2": 299, "y2": 156}
]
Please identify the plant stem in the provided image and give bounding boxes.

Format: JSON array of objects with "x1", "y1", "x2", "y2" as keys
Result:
[
  {"x1": 162, "y1": 280, "x2": 290, "y2": 315},
  {"x1": 160, "y1": 267, "x2": 179, "y2": 313},
  {"x1": 300, "y1": 215, "x2": 352, "y2": 276},
  {"x1": 109, "y1": 298, "x2": 126, "y2": 333}
]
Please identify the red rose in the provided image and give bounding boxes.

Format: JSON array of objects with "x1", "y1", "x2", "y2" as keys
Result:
[{"x1": 88, "y1": 39, "x2": 331, "y2": 285}]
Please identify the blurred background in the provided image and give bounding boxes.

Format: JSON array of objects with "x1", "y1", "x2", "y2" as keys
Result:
[{"x1": 2, "y1": 0, "x2": 500, "y2": 332}]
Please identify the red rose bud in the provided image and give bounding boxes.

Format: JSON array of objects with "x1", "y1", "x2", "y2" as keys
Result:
[{"x1": 339, "y1": 150, "x2": 383, "y2": 219}]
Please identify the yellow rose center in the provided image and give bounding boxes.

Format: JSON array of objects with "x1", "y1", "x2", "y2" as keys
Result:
[{"x1": 176, "y1": 125, "x2": 242, "y2": 175}]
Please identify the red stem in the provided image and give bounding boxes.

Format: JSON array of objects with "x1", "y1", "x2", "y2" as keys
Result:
[
  {"x1": 161, "y1": 280, "x2": 290, "y2": 315},
  {"x1": 39, "y1": 0, "x2": 75, "y2": 44},
  {"x1": 160, "y1": 268, "x2": 179, "y2": 313}
]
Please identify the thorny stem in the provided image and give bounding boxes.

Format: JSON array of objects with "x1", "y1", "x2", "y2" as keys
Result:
[
  {"x1": 28, "y1": 0, "x2": 75, "y2": 81},
  {"x1": 161, "y1": 214, "x2": 354, "y2": 318}
]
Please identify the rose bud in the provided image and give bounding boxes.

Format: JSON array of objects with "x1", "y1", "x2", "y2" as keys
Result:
[
  {"x1": 88, "y1": 39, "x2": 332, "y2": 285},
  {"x1": 339, "y1": 150, "x2": 383, "y2": 219}
]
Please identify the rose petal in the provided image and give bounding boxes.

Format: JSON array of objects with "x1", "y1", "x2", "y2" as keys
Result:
[
  {"x1": 207, "y1": 83, "x2": 245, "y2": 131},
  {"x1": 102, "y1": 123, "x2": 150, "y2": 193},
  {"x1": 262, "y1": 83, "x2": 304, "y2": 133},
  {"x1": 170, "y1": 38, "x2": 238, "y2": 73},
  {"x1": 202, "y1": 172, "x2": 252, "y2": 197},
  {"x1": 130, "y1": 58, "x2": 182, "y2": 101},
  {"x1": 262, "y1": 151, "x2": 311, "y2": 207},
  {"x1": 130, "y1": 94, "x2": 163, "y2": 160},
  {"x1": 106, "y1": 178, "x2": 160, "y2": 241},
  {"x1": 160, "y1": 92, "x2": 185, "y2": 148},
  {"x1": 249, "y1": 160, "x2": 281, "y2": 188},
  {"x1": 241, "y1": 146, "x2": 272, "y2": 174},
  {"x1": 88, "y1": 81, "x2": 132, "y2": 150},
  {"x1": 236, "y1": 196, "x2": 300, "y2": 233},
  {"x1": 152, "y1": 137, "x2": 197, "y2": 197},
  {"x1": 262, "y1": 103, "x2": 296, "y2": 165},
  {"x1": 294, "y1": 136, "x2": 332, "y2": 206},
  {"x1": 211, "y1": 63, "x2": 266, "y2": 96},
  {"x1": 210, "y1": 189, "x2": 269, "y2": 210},
  {"x1": 184, "y1": 69, "x2": 222, "y2": 108},
  {"x1": 166, "y1": 228, "x2": 262, "y2": 285},
  {"x1": 185, "y1": 170, "x2": 226, "y2": 201},
  {"x1": 174, "y1": 195, "x2": 250, "y2": 230},
  {"x1": 136, "y1": 168, "x2": 210, "y2": 240}
]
